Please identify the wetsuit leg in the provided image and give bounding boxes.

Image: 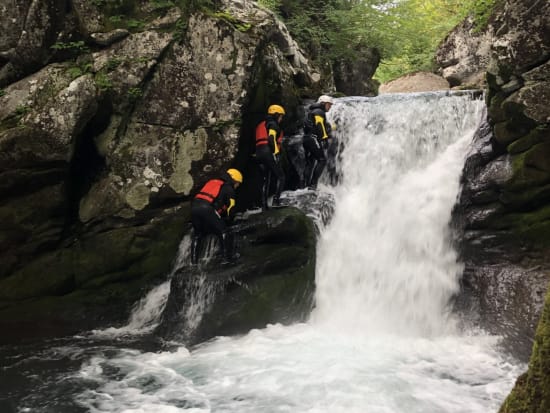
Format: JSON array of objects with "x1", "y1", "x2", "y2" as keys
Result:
[
  {"x1": 256, "y1": 146, "x2": 285, "y2": 208},
  {"x1": 191, "y1": 202, "x2": 206, "y2": 264},
  {"x1": 303, "y1": 136, "x2": 326, "y2": 188},
  {"x1": 191, "y1": 201, "x2": 227, "y2": 261}
]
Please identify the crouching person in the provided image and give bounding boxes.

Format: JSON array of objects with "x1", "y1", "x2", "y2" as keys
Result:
[{"x1": 190, "y1": 168, "x2": 243, "y2": 264}]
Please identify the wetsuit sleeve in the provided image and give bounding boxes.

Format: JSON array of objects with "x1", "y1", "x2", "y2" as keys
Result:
[
  {"x1": 219, "y1": 185, "x2": 237, "y2": 221},
  {"x1": 265, "y1": 118, "x2": 281, "y2": 155},
  {"x1": 314, "y1": 115, "x2": 329, "y2": 140},
  {"x1": 268, "y1": 127, "x2": 280, "y2": 155}
]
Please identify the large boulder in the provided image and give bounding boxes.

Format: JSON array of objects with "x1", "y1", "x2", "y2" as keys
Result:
[
  {"x1": 0, "y1": 206, "x2": 189, "y2": 343},
  {"x1": 435, "y1": 16, "x2": 495, "y2": 88},
  {"x1": 157, "y1": 207, "x2": 316, "y2": 345},
  {"x1": 332, "y1": 46, "x2": 380, "y2": 96},
  {"x1": 0, "y1": 0, "x2": 69, "y2": 87},
  {"x1": 379, "y1": 71, "x2": 450, "y2": 94},
  {"x1": 445, "y1": 0, "x2": 550, "y2": 407}
]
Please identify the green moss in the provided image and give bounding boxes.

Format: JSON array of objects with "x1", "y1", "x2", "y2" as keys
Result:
[
  {"x1": 0, "y1": 208, "x2": 189, "y2": 301},
  {"x1": 500, "y1": 288, "x2": 550, "y2": 412},
  {"x1": 470, "y1": 0, "x2": 500, "y2": 32},
  {"x1": 489, "y1": 205, "x2": 550, "y2": 246},
  {"x1": 508, "y1": 127, "x2": 547, "y2": 154},
  {"x1": 0, "y1": 249, "x2": 75, "y2": 300},
  {"x1": 215, "y1": 11, "x2": 252, "y2": 32},
  {"x1": 95, "y1": 72, "x2": 113, "y2": 91},
  {"x1": 500, "y1": 184, "x2": 550, "y2": 209},
  {"x1": 506, "y1": 152, "x2": 550, "y2": 192}
]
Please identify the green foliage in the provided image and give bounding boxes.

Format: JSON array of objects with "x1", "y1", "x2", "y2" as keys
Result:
[
  {"x1": 151, "y1": 0, "x2": 175, "y2": 12},
  {"x1": 213, "y1": 11, "x2": 252, "y2": 32},
  {"x1": 257, "y1": 0, "x2": 281, "y2": 10},
  {"x1": 265, "y1": 0, "x2": 499, "y2": 86},
  {"x1": 173, "y1": 17, "x2": 188, "y2": 42},
  {"x1": 67, "y1": 61, "x2": 93, "y2": 79},
  {"x1": 15, "y1": 105, "x2": 30, "y2": 116},
  {"x1": 108, "y1": 14, "x2": 124, "y2": 24},
  {"x1": 464, "y1": 0, "x2": 498, "y2": 30},
  {"x1": 67, "y1": 66, "x2": 84, "y2": 79},
  {"x1": 127, "y1": 18, "x2": 145, "y2": 29},
  {"x1": 128, "y1": 87, "x2": 143, "y2": 101},
  {"x1": 0, "y1": 89, "x2": 5, "y2": 97},
  {"x1": 95, "y1": 73, "x2": 113, "y2": 91},
  {"x1": 106, "y1": 57, "x2": 122, "y2": 71},
  {"x1": 51, "y1": 40, "x2": 89, "y2": 54}
]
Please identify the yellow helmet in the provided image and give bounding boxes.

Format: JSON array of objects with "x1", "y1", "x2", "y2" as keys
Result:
[
  {"x1": 267, "y1": 104, "x2": 285, "y2": 115},
  {"x1": 227, "y1": 168, "x2": 243, "y2": 183}
]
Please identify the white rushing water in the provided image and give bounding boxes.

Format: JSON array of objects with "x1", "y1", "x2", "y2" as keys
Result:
[
  {"x1": 89, "y1": 235, "x2": 193, "y2": 338},
  {"x1": 75, "y1": 93, "x2": 523, "y2": 413}
]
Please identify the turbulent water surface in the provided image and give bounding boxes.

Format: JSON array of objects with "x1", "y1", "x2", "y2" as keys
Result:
[{"x1": 2, "y1": 92, "x2": 524, "y2": 413}]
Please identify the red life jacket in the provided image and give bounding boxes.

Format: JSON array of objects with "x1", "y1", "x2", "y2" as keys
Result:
[
  {"x1": 255, "y1": 121, "x2": 269, "y2": 147},
  {"x1": 255, "y1": 121, "x2": 284, "y2": 148},
  {"x1": 195, "y1": 179, "x2": 224, "y2": 203}
]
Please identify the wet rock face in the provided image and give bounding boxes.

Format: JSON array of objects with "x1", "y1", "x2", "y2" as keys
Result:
[
  {"x1": 157, "y1": 207, "x2": 316, "y2": 345},
  {"x1": 453, "y1": 116, "x2": 550, "y2": 361},
  {"x1": 0, "y1": 0, "x2": 321, "y2": 338},
  {"x1": 448, "y1": 1, "x2": 550, "y2": 358}
]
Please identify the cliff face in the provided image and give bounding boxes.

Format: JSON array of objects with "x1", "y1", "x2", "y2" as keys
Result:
[
  {"x1": 0, "y1": 0, "x2": 323, "y2": 339},
  {"x1": 438, "y1": 0, "x2": 550, "y2": 410}
]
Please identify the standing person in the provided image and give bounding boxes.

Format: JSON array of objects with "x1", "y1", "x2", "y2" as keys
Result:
[
  {"x1": 190, "y1": 168, "x2": 242, "y2": 264},
  {"x1": 303, "y1": 95, "x2": 334, "y2": 189},
  {"x1": 255, "y1": 104, "x2": 286, "y2": 209}
]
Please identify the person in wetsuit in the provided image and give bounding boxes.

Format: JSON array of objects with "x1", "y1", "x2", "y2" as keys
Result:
[
  {"x1": 190, "y1": 168, "x2": 242, "y2": 264},
  {"x1": 255, "y1": 104, "x2": 285, "y2": 209},
  {"x1": 303, "y1": 95, "x2": 334, "y2": 189}
]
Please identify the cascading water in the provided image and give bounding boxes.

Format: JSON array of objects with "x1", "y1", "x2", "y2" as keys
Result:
[
  {"x1": 65, "y1": 92, "x2": 524, "y2": 413},
  {"x1": 313, "y1": 93, "x2": 475, "y2": 337}
]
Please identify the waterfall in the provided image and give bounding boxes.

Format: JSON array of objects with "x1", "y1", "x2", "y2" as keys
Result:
[
  {"x1": 75, "y1": 92, "x2": 522, "y2": 413},
  {"x1": 312, "y1": 92, "x2": 484, "y2": 336}
]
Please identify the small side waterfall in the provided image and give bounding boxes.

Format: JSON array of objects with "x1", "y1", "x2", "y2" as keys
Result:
[{"x1": 90, "y1": 234, "x2": 193, "y2": 337}]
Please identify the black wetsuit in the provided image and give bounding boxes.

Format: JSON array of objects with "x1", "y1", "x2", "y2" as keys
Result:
[
  {"x1": 303, "y1": 103, "x2": 333, "y2": 188},
  {"x1": 255, "y1": 115, "x2": 285, "y2": 208}
]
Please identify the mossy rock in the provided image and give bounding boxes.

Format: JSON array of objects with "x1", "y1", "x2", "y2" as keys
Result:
[
  {"x1": 158, "y1": 207, "x2": 316, "y2": 343},
  {"x1": 524, "y1": 142, "x2": 550, "y2": 173},
  {"x1": 0, "y1": 206, "x2": 191, "y2": 341},
  {"x1": 500, "y1": 184, "x2": 550, "y2": 210},
  {"x1": 505, "y1": 151, "x2": 550, "y2": 192},
  {"x1": 488, "y1": 92, "x2": 507, "y2": 123},
  {"x1": 0, "y1": 249, "x2": 76, "y2": 301},
  {"x1": 500, "y1": 288, "x2": 550, "y2": 413},
  {"x1": 493, "y1": 99, "x2": 538, "y2": 146},
  {"x1": 488, "y1": 204, "x2": 550, "y2": 246},
  {"x1": 507, "y1": 127, "x2": 548, "y2": 154},
  {"x1": 494, "y1": 121, "x2": 525, "y2": 146}
]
